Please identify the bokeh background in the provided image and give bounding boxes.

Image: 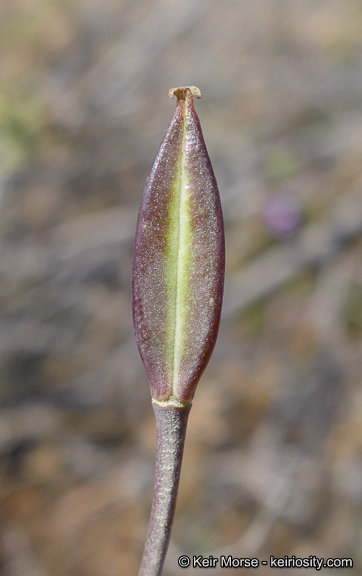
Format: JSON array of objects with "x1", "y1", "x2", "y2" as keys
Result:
[{"x1": 1, "y1": 0, "x2": 362, "y2": 574}]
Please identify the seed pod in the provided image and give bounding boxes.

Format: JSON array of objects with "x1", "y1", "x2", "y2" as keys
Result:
[
  {"x1": 132, "y1": 86, "x2": 224, "y2": 405},
  {"x1": 134, "y1": 87, "x2": 225, "y2": 576}
]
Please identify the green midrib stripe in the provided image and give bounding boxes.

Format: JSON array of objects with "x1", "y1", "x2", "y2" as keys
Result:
[
  {"x1": 163, "y1": 104, "x2": 193, "y2": 399},
  {"x1": 171, "y1": 115, "x2": 187, "y2": 394}
]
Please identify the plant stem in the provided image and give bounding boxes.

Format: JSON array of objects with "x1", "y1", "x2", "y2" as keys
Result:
[{"x1": 139, "y1": 403, "x2": 191, "y2": 576}]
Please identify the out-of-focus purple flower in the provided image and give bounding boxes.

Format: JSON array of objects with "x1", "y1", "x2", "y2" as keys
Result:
[{"x1": 263, "y1": 194, "x2": 301, "y2": 239}]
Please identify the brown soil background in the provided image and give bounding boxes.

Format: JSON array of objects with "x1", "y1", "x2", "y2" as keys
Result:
[{"x1": 0, "y1": 1, "x2": 361, "y2": 574}]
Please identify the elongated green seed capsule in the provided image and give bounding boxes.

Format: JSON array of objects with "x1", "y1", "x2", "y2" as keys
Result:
[{"x1": 132, "y1": 86, "x2": 224, "y2": 405}]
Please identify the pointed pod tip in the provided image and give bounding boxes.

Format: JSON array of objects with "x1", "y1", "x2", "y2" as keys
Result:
[{"x1": 168, "y1": 86, "x2": 202, "y2": 102}]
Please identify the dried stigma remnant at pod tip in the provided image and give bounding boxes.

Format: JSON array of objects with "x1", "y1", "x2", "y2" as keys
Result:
[
  {"x1": 168, "y1": 86, "x2": 202, "y2": 100},
  {"x1": 132, "y1": 86, "x2": 225, "y2": 407}
]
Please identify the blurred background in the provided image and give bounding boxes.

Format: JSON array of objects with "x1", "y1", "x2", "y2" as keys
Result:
[{"x1": 0, "y1": 0, "x2": 362, "y2": 574}]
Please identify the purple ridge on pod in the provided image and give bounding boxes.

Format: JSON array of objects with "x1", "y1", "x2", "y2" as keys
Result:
[{"x1": 132, "y1": 86, "x2": 225, "y2": 405}]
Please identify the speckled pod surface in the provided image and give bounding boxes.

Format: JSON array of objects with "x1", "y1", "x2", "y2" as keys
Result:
[{"x1": 132, "y1": 87, "x2": 225, "y2": 404}]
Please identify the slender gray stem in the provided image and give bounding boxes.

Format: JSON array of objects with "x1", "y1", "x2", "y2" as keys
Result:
[{"x1": 139, "y1": 404, "x2": 191, "y2": 576}]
